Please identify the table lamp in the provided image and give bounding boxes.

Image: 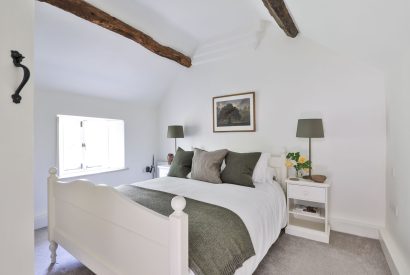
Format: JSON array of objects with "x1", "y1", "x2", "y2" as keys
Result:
[
  {"x1": 167, "y1": 125, "x2": 184, "y2": 153},
  {"x1": 296, "y1": 119, "x2": 324, "y2": 179}
]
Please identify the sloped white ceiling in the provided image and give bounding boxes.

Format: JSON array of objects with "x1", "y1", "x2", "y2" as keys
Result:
[
  {"x1": 35, "y1": 0, "x2": 410, "y2": 101},
  {"x1": 35, "y1": 2, "x2": 188, "y2": 102},
  {"x1": 285, "y1": 0, "x2": 410, "y2": 69},
  {"x1": 35, "y1": 0, "x2": 265, "y2": 101}
]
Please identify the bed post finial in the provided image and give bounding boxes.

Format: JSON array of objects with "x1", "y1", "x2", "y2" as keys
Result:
[
  {"x1": 49, "y1": 167, "x2": 58, "y2": 176},
  {"x1": 171, "y1": 196, "x2": 186, "y2": 215}
]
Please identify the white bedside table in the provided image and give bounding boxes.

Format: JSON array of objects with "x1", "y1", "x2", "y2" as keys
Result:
[
  {"x1": 285, "y1": 178, "x2": 330, "y2": 243},
  {"x1": 157, "y1": 162, "x2": 171, "y2": 178}
]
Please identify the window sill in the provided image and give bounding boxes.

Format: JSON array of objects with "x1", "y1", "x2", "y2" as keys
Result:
[{"x1": 59, "y1": 167, "x2": 129, "y2": 179}]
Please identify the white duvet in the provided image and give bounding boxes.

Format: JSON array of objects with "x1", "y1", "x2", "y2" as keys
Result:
[{"x1": 131, "y1": 176, "x2": 287, "y2": 275}]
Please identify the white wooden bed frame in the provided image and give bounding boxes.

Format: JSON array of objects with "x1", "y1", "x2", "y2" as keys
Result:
[{"x1": 47, "y1": 154, "x2": 287, "y2": 275}]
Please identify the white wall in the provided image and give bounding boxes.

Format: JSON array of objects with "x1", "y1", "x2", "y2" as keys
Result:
[
  {"x1": 34, "y1": 89, "x2": 158, "y2": 229},
  {"x1": 159, "y1": 30, "x2": 386, "y2": 237},
  {"x1": 384, "y1": 51, "x2": 410, "y2": 273},
  {"x1": 0, "y1": 0, "x2": 34, "y2": 274}
]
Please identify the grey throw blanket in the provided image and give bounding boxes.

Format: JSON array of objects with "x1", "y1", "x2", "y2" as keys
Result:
[{"x1": 117, "y1": 185, "x2": 255, "y2": 275}]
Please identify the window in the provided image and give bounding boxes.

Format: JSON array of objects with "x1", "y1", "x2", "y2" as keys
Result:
[{"x1": 58, "y1": 115, "x2": 125, "y2": 178}]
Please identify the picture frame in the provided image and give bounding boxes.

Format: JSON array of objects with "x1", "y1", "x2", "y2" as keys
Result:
[{"x1": 213, "y1": 92, "x2": 255, "y2": 132}]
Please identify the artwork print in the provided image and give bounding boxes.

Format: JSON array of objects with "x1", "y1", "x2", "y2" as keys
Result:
[{"x1": 213, "y1": 92, "x2": 255, "y2": 132}]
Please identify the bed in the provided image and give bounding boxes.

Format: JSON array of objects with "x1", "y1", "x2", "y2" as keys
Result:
[{"x1": 47, "y1": 154, "x2": 287, "y2": 275}]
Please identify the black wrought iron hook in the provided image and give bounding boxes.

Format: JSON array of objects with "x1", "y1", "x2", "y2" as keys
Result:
[{"x1": 11, "y1": 50, "x2": 31, "y2": 104}]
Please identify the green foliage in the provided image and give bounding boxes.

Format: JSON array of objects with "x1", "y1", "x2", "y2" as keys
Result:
[
  {"x1": 286, "y1": 152, "x2": 300, "y2": 161},
  {"x1": 286, "y1": 152, "x2": 312, "y2": 172}
]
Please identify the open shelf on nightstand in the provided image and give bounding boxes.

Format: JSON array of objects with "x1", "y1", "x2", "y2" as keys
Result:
[
  {"x1": 288, "y1": 199, "x2": 325, "y2": 220},
  {"x1": 288, "y1": 215, "x2": 326, "y2": 232},
  {"x1": 289, "y1": 210, "x2": 325, "y2": 220}
]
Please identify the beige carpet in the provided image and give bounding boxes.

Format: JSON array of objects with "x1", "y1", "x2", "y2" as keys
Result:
[{"x1": 35, "y1": 228, "x2": 391, "y2": 275}]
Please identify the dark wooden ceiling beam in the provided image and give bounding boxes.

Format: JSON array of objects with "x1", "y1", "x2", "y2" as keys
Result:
[
  {"x1": 262, "y1": 0, "x2": 299, "y2": 38},
  {"x1": 38, "y1": 0, "x2": 192, "y2": 67}
]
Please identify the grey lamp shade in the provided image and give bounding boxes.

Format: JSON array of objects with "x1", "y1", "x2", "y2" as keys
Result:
[
  {"x1": 296, "y1": 119, "x2": 324, "y2": 138},
  {"x1": 167, "y1": 125, "x2": 184, "y2": 138}
]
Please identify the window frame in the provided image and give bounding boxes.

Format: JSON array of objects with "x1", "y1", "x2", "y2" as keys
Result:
[{"x1": 57, "y1": 115, "x2": 126, "y2": 179}]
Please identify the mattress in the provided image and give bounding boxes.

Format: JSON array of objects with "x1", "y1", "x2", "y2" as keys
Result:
[{"x1": 131, "y1": 176, "x2": 287, "y2": 275}]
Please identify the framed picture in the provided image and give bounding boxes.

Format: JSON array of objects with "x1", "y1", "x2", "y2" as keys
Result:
[{"x1": 213, "y1": 92, "x2": 255, "y2": 132}]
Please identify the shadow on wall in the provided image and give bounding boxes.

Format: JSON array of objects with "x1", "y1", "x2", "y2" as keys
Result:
[{"x1": 185, "y1": 125, "x2": 201, "y2": 136}]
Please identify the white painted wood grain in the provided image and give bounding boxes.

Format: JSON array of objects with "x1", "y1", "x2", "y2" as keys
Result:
[{"x1": 47, "y1": 168, "x2": 188, "y2": 275}]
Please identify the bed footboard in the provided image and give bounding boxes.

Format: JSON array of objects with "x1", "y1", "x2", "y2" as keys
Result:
[{"x1": 47, "y1": 168, "x2": 188, "y2": 275}]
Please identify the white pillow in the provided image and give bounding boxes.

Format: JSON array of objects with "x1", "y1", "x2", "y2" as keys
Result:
[
  {"x1": 252, "y1": 153, "x2": 271, "y2": 183},
  {"x1": 265, "y1": 166, "x2": 277, "y2": 182},
  {"x1": 221, "y1": 160, "x2": 226, "y2": 171}
]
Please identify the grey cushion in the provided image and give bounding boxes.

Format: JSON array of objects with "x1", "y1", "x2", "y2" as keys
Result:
[
  {"x1": 221, "y1": 151, "x2": 261, "y2": 188},
  {"x1": 167, "y1": 147, "x2": 194, "y2": 178},
  {"x1": 191, "y1": 148, "x2": 228, "y2": 183}
]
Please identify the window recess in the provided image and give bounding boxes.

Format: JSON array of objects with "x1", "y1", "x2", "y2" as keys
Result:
[{"x1": 58, "y1": 115, "x2": 125, "y2": 178}]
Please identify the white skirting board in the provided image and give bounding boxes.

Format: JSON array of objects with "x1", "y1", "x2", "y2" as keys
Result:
[
  {"x1": 379, "y1": 229, "x2": 410, "y2": 275},
  {"x1": 330, "y1": 217, "x2": 381, "y2": 239},
  {"x1": 35, "y1": 212, "x2": 48, "y2": 230}
]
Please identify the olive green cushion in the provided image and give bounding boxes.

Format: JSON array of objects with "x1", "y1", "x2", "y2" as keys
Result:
[
  {"x1": 167, "y1": 147, "x2": 194, "y2": 178},
  {"x1": 221, "y1": 151, "x2": 261, "y2": 188},
  {"x1": 191, "y1": 148, "x2": 228, "y2": 183}
]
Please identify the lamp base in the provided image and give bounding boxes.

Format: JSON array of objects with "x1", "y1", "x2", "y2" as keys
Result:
[{"x1": 311, "y1": 175, "x2": 327, "y2": 183}]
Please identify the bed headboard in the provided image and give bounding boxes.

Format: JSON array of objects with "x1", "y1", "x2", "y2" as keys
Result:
[{"x1": 268, "y1": 154, "x2": 288, "y2": 190}]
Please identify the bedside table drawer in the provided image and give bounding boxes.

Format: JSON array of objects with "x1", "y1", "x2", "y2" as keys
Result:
[{"x1": 288, "y1": 184, "x2": 326, "y2": 203}]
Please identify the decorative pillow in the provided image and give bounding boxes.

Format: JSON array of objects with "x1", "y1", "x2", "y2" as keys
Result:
[
  {"x1": 167, "y1": 147, "x2": 194, "y2": 178},
  {"x1": 221, "y1": 151, "x2": 262, "y2": 188},
  {"x1": 191, "y1": 148, "x2": 228, "y2": 183}
]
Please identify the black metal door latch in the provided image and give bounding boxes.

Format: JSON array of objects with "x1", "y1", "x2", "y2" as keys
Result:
[{"x1": 11, "y1": 50, "x2": 31, "y2": 104}]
